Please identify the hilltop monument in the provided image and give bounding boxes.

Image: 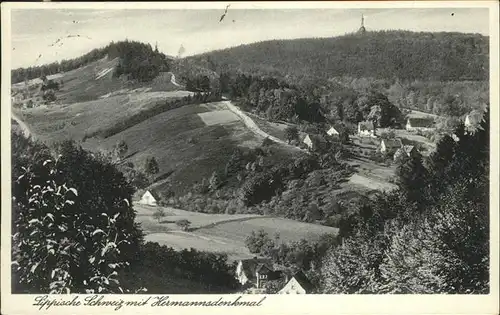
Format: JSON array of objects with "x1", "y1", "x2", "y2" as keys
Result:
[{"x1": 357, "y1": 14, "x2": 366, "y2": 34}]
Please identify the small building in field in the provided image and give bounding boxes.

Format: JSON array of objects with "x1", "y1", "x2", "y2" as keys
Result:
[
  {"x1": 235, "y1": 258, "x2": 281, "y2": 289},
  {"x1": 379, "y1": 138, "x2": 402, "y2": 155},
  {"x1": 326, "y1": 125, "x2": 340, "y2": 136},
  {"x1": 393, "y1": 145, "x2": 420, "y2": 162},
  {"x1": 278, "y1": 271, "x2": 314, "y2": 294},
  {"x1": 139, "y1": 190, "x2": 159, "y2": 206},
  {"x1": 358, "y1": 121, "x2": 375, "y2": 137},
  {"x1": 303, "y1": 134, "x2": 328, "y2": 151},
  {"x1": 405, "y1": 117, "x2": 435, "y2": 131}
]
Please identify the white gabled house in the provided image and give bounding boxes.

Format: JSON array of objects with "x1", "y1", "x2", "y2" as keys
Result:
[
  {"x1": 139, "y1": 190, "x2": 158, "y2": 206},
  {"x1": 326, "y1": 126, "x2": 340, "y2": 136},
  {"x1": 278, "y1": 271, "x2": 314, "y2": 294}
]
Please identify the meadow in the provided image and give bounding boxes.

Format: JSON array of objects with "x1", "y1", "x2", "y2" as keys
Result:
[{"x1": 135, "y1": 204, "x2": 339, "y2": 262}]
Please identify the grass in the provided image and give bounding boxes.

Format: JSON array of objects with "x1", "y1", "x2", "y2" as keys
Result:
[
  {"x1": 83, "y1": 102, "x2": 294, "y2": 196},
  {"x1": 14, "y1": 91, "x2": 193, "y2": 144},
  {"x1": 135, "y1": 204, "x2": 339, "y2": 262},
  {"x1": 55, "y1": 58, "x2": 183, "y2": 103},
  {"x1": 246, "y1": 112, "x2": 291, "y2": 142}
]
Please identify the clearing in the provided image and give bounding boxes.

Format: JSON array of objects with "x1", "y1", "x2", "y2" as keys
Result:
[{"x1": 135, "y1": 204, "x2": 338, "y2": 262}]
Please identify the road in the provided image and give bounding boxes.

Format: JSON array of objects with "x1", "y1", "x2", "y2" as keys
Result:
[
  {"x1": 11, "y1": 113, "x2": 32, "y2": 139},
  {"x1": 168, "y1": 72, "x2": 183, "y2": 88},
  {"x1": 224, "y1": 101, "x2": 307, "y2": 152}
]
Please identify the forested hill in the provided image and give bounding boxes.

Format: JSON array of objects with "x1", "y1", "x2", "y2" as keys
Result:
[
  {"x1": 186, "y1": 30, "x2": 489, "y2": 82},
  {"x1": 11, "y1": 40, "x2": 171, "y2": 84}
]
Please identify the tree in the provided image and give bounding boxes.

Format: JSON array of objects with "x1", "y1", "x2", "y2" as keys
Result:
[
  {"x1": 175, "y1": 219, "x2": 191, "y2": 231},
  {"x1": 152, "y1": 208, "x2": 166, "y2": 223},
  {"x1": 115, "y1": 140, "x2": 128, "y2": 159},
  {"x1": 367, "y1": 105, "x2": 382, "y2": 128},
  {"x1": 209, "y1": 171, "x2": 221, "y2": 191},
  {"x1": 244, "y1": 229, "x2": 274, "y2": 254},
  {"x1": 11, "y1": 139, "x2": 143, "y2": 294},
  {"x1": 144, "y1": 156, "x2": 159, "y2": 177},
  {"x1": 284, "y1": 126, "x2": 299, "y2": 144}
]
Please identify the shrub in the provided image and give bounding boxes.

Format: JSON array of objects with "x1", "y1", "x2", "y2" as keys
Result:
[{"x1": 12, "y1": 140, "x2": 143, "y2": 294}]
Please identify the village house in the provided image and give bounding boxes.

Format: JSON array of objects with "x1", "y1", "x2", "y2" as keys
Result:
[
  {"x1": 393, "y1": 145, "x2": 420, "y2": 162},
  {"x1": 358, "y1": 121, "x2": 375, "y2": 137},
  {"x1": 138, "y1": 190, "x2": 159, "y2": 206},
  {"x1": 235, "y1": 258, "x2": 281, "y2": 289},
  {"x1": 278, "y1": 270, "x2": 315, "y2": 294},
  {"x1": 405, "y1": 117, "x2": 435, "y2": 131},
  {"x1": 326, "y1": 125, "x2": 340, "y2": 136},
  {"x1": 379, "y1": 138, "x2": 402, "y2": 155},
  {"x1": 303, "y1": 134, "x2": 329, "y2": 151}
]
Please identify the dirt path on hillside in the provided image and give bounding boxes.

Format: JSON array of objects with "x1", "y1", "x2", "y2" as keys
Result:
[
  {"x1": 11, "y1": 113, "x2": 32, "y2": 139},
  {"x1": 224, "y1": 101, "x2": 306, "y2": 153},
  {"x1": 168, "y1": 72, "x2": 183, "y2": 88}
]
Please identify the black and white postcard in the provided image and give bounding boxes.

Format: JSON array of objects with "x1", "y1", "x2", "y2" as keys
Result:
[{"x1": 1, "y1": 1, "x2": 499, "y2": 315}]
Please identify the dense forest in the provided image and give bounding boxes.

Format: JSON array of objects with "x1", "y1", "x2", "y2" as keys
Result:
[
  {"x1": 184, "y1": 31, "x2": 489, "y2": 116},
  {"x1": 11, "y1": 40, "x2": 171, "y2": 84},
  {"x1": 187, "y1": 31, "x2": 489, "y2": 82}
]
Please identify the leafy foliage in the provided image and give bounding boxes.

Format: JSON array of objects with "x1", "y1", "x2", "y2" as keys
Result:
[{"x1": 11, "y1": 135, "x2": 143, "y2": 294}]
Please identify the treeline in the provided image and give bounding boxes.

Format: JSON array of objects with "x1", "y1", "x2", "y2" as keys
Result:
[
  {"x1": 12, "y1": 47, "x2": 108, "y2": 84},
  {"x1": 84, "y1": 91, "x2": 222, "y2": 140},
  {"x1": 121, "y1": 242, "x2": 239, "y2": 293},
  {"x1": 224, "y1": 73, "x2": 325, "y2": 123},
  {"x1": 11, "y1": 132, "x2": 238, "y2": 294},
  {"x1": 11, "y1": 40, "x2": 171, "y2": 84},
  {"x1": 187, "y1": 30, "x2": 488, "y2": 82},
  {"x1": 110, "y1": 40, "x2": 170, "y2": 82},
  {"x1": 319, "y1": 112, "x2": 489, "y2": 293}
]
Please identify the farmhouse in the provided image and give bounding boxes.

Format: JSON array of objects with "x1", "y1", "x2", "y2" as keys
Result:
[
  {"x1": 358, "y1": 121, "x2": 375, "y2": 137},
  {"x1": 405, "y1": 117, "x2": 435, "y2": 131},
  {"x1": 278, "y1": 271, "x2": 314, "y2": 294},
  {"x1": 138, "y1": 190, "x2": 159, "y2": 206},
  {"x1": 379, "y1": 138, "x2": 402, "y2": 155},
  {"x1": 235, "y1": 258, "x2": 281, "y2": 289},
  {"x1": 393, "y1": 145, "x2": 420, "y2": 162}
]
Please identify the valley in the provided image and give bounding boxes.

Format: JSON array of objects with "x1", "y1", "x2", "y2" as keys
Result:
[{"x1": 9, "y1": 23, "x2": 490, "y2": 296}]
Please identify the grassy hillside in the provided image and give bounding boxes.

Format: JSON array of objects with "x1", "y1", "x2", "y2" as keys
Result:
[
  {"x1": 137, "y1": 204, "x2": 338, "y2": 262},
  {"x1": 187, "y1": 30, "x2": 488, "y2": 82},
  {"x1": 84, "y1": 102, "x2": 300, "y2": 196}
]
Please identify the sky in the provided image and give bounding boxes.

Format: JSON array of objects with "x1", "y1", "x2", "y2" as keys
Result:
[{"x1": 10, "y1": 7, "x2": 490, "y2": 69}]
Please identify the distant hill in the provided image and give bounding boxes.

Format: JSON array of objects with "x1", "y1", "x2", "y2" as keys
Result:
[
  {"x1": 185, "y1": 30, "x2": 489, "y2": 82},
  {"x1": 11, "y1": 40, "x2": 171, "y2": 84}
]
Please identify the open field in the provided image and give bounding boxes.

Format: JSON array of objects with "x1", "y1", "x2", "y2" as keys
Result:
[
  {"x1": 13, "y1": 91, "x2": 191, "y2": 144},
  {"x1": 83, "y1": 102, "x2": 298, "y2": 196},
  {"x1": 198, "y1": 110, "x2": 240, "y2": 126},
  {"x1": 136, "y1": 204, "x2": 338, "y2": 261}
]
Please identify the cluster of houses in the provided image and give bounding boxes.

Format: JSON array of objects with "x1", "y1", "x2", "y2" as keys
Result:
[
  {"x1": 300, "y1": 110, "x2": 483, "y2": 160},
  {"x1": 11, "y1": 74, "x2": 62, "y2": 108},
  {"x1": 235, "y1": 257, "x2": 314, "y2": 294}
]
